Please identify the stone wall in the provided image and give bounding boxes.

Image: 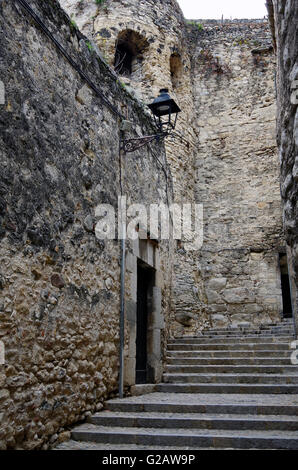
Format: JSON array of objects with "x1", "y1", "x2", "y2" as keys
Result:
[
  {"x1": 0, "y1": 0, "x2": 173, "y2": 449},
  {"x1": 60, "y1": 1, "x2": 287, "y2": 335},
  {"x1": 187, "y1": 19, "x2": 285, "y2": 330},
  {"x1": 59, "y1": 0, "x2": 199, "y2": 335},
  {"x1": 270, "y1": 0, "x2": 298, "y2": 336}
]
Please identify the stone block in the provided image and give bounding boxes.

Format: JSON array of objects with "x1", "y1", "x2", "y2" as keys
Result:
[
  {"x1": 120, "y1": 120, "x2": 133, "y2": 132},
  {"x1": 126, "y1": 299, "x2": 136, "y2": 325},
  {"x1": 124, "y1": 357, "x2": 135, "y2": 386},
  {"x1": 242, "y1": 304, "x2": 264, "y2": 314},
  {"x1": 126, "y1": 251, "x2": 136, "y2": 274},
  {"x1": 152, "y1": 287, "x2": 164, "y2": 329},
  {"x1": 207, "y1": 277, "x2": 227, "y2": 291},
  {"x1": 75, "y1": 84, "x2": 93, "y2": 106},
  {"x1": 206, "y1": 289, "x2": 221, "y2": 304},
  {"x1": 209, "y1": 304, "x2": 227, "y2": 313},
  {"x1": 130, "y1": 384, "x2": 157, "y2": 396},
  {"x1": 210, "y1": 314, "x2": 229, "y2": 328},
  {"x1": 223, "y1": 287, "x2": 254, "y2": 304},
  {"x1": 230, "y1": 314, "x2": 253, "y2": 327},
  {"x1": 175, "y1": 312, "x2": 196, "y2": 326}
]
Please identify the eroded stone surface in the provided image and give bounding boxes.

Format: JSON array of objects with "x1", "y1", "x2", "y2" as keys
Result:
[
  {"x1": 0, "y1": 0, "x2": 173, "y2": 450},
  {"x1": 270, "y1": 0, "x2": 298, "y2": 335},
  {"x1": 59, "y1": 1, "x2": 285, "y2": 335}
]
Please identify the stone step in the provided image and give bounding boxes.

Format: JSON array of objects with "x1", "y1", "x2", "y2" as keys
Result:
[
  {"x1": 165, "y1": 365, "x2": 298, "y2": 374},
  {"x1": 202, "y1": 321, "x2": 293, "y2": 331},
  {"x1": 167, "y1": 349, "x2": 291, "y2": 358},
  {"x1": 88, "y1": 411, "x2": 298, "y2": 431},
  {"x1": 167, "y1": 337, "x2": 294, "y2": 347},
  {"x1": 203, "y1": 324, "x2": 293, "y2": 329},
  {"x1": 56, "y1": 440, "x2": 232, "y2": 450},
  {"x1": 177, "y1": 333, "x2": 294, "y2": 340},
  {"x1": 166, "y1": 357, "x2": 293, "y2": 365},
  {"x1": 71, "y1": 423, "x2": 298, "y2": 449},
  {"x1": 167, "y1": 342, "x2": 292, "y2": 351},
  {"x1": 156, "y1": 383, "x2": 298, "y2": 394},
  {"x1": 182, "y1": 325, "x2": 294, "y2": 337},
  {"x1": 163, "y1": 373, "x2": 298, "y2": 385},
  {"x1": 200, "y1": 331, "x2": 294, "y2": 337},
  {"x1": 200, "y1": 324, "x2": 294, "y2": 333},
  {"x1": 107, "y1": 397, "x2": 298, "y2": 416},
  {"x1": 202, "y1": 329, "x2": 294, "y2": 336},
  {"x1": 64, "y1": 318, "x2": 297, "y2": 451}
]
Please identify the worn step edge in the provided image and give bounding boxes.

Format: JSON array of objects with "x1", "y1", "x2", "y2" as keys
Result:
[
  {"x1": 168, "y1": 335, "x2": 294, "y2": 342},
  {"x1": 88, "y1": 413, "x2": 298, "y2": 431},
  {"x1": 162, "y1": 375, "x2": 298, "y2": 385},
  {"x1": 71, "y1": 426, "x2": 298, "y2": 449},
  {"x1": 167, "y1": 350, "x2": 291, "y2": 355},
  {"x1": 55, "y1": 440, "x2": 240, "y2": 450},
  {"x1": 167, "y1": 344, "x2": 292, "y2": 350},
  {"x1": 165, "y1": 366, "x2": 298, "y2": 372},
  {"x1": 168, "y1": 343, "x2": 295, "y2": 348},
  {"x1": 156, "y1": 383, "x2": 298, "y2": 394},
  {"x1": 163, "y1": 373, "x2": 298, "y2": 378},
  {"x1": 106, "y1": 402, "x2": 298, "y2": 416},
  {"x1": 169, "y1": 336, "x2": 294, "y2": 342},
  {"x1": 166, "y1": 358, "x2": 293, "y2": 364}
]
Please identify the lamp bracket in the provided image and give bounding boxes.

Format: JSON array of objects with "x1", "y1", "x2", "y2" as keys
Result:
[{"x1": 120, "y1": 132, "x2": 168, "y2": 153}]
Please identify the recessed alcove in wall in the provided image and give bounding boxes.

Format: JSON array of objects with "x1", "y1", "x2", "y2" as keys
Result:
[
  {"x1": 114, "y1": 29, "x2": 149, "y2": 79},
  {"x1": 170, "y1": 52, "x2": 183, "y2": 90}
]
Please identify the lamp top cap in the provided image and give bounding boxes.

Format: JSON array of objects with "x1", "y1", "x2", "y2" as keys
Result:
[{"x1": 148, "y1": 88, "x2": 181, "y2": 116}]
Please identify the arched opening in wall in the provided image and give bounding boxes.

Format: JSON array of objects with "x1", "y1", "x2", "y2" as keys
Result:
[
  {"x1": 170, "y1": 53, "x2": 183, "y2": 90},
  {"x1": 279, "y1": 253, "x2": 293, "y2": 318},
  {"x1": 114, "y1": 30, "x2": 149, "y2": 79}
]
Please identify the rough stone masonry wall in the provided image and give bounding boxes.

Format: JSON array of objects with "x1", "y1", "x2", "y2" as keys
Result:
[
  {"x1": 270, "y1": 0, "x2": 298, "y2": 336},
  {"x1": 59, "y1": 0, "x2": 200, "y2": 336},
  {"x1": 59, "y1": 0, "x2": 196, "y2": 202},
  {"x1": 0, "y1": 0, "x2": 173, "y2": 449},
  {"x1": 60, "y1": 1, "x2": 287, "y2": 335},
  {"x1": 186, "y1": 19, "x2": 285, "y2": 330}
]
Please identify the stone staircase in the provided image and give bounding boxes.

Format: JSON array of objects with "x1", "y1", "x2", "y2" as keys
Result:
[{"x1": 57, "y1": 318, "x2": 298, "y2": 450}]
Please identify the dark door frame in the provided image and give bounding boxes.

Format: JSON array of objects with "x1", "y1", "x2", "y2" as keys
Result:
[
  {"x1": 279, "y1": 252, "x2": 293, "y2": 318},
  {"x1": 135, "y1": 259, "x2": 155, "y2": 384}
]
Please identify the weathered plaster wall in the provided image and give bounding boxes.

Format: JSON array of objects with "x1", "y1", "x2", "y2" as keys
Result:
[
  {"x1": 270, "y1": 0, "x2": 298, "y2": 335},
  {"x1": 0, "y1": 0, "x2": 173, "y2": 449}
]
